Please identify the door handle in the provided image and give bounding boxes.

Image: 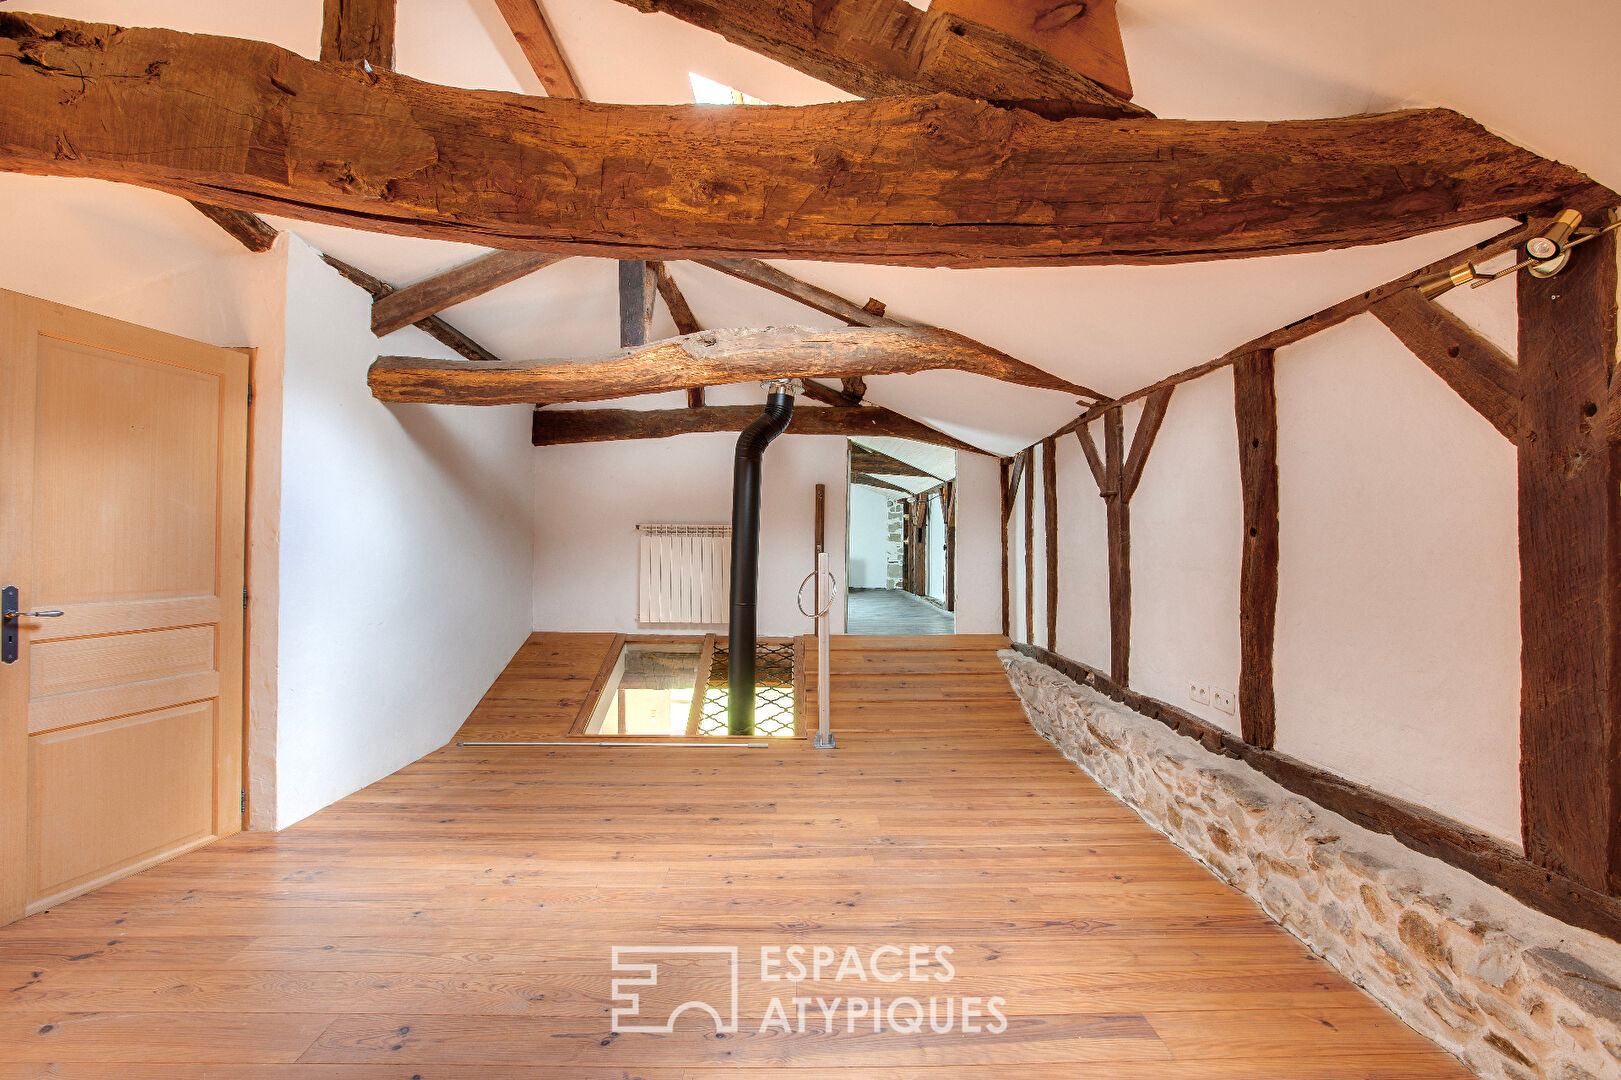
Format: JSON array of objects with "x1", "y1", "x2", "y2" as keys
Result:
[{"x1": 2, "y1": 585, "x2": 62, "y2": 664}]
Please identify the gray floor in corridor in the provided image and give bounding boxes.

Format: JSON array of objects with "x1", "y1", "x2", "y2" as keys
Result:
[{"x1": 846, "y1": 588, "x2": 955, "y2": 635}]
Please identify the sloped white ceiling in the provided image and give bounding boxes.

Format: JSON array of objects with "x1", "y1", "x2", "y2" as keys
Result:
[{"x1": 15, "y1": 0, "x2": 1619, "y2": 453}]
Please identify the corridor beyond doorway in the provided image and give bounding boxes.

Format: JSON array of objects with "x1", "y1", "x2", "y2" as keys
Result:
[
  {"x1": 845, "y1": 436, "x2": 956, "y2": 635},
  {"x1": 847, "y1": 587, "x2": 955, "y2": 635}
]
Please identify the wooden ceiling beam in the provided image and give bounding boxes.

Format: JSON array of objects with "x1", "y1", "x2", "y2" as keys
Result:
[
  {"x1": 852, "y1": 473, "x2": 913, "y2": 495},
  {"x1": 492, "y1": 0, "x2": 581, "y2": 97},
  {"x1": 851, "y1": 445, "x2": 943, "y2": 480},
  {"x1": 801, "y1": 379, "x2": 863, "y2": 408},
  {"x1": 650, "y1": 262, "x2": 702, "y2": 336},
  {"x1": 321, "y1": 0, "x2": 396, "y2": 67},
  {"x1": 932, "y1": 0, "x2": 1132, "y2": 99},
  {"x1": 608, "y1": 0, "x2": 1146, "y2": 120},
  {"x1": 323, "y1": 255, "x2": 503, "y2": 364},
  {"x1": 1042, "y1": 205, "x2": 1617, "y2": 441},
  {"x1": 618, "y1": 260, "x2": 657, "y2": 348},
  {"x1": 695, "y1": 258, "x2": 897, "y2": 328},
  {"x1": 371, "y1": 250, "x2": 566, "y2": 337},
  {"x1": 369, "y1": 325, "x2": 1094, "y2": 405},
  {"x1": 2, "y1": 15, "x2": 1603, "y2": 270},
  {"x1": 1371, "y1": 289, "x2": 1519, "y2": 440},
  {"x1": 188, "y1": 200, "x2": 278, "y2": 253},
  {"x1": 693, "y1": 258, "x2": 1106, "y2": 402},
  {"x1": 533, "y1": 404, "x2": 990, "y2": 453}
]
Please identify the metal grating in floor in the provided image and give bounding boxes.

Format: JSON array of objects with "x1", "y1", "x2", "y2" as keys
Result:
[{"x1": 699, "y1": 641, "x2": 797, "y2": 737}]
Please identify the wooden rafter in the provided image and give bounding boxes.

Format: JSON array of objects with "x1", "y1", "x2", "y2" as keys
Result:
[
  {"x1": 932, "y1": 0, "x2": 1132, "y2": 99},
  {"x1": 1044, "y1": 208, "x2": 1615, "y2": 441},
  {"x1": 608, "y1": 0, "x2": 1145, "y2": 120},
  {"x1": 532, "y1": 404, "x2": 989, "y2": 453},
  {"x1": 492, "y1": 0, "x2": 581, "y2": 97},
  {"x1": 650, "y1": 262, "x2": 701, "y2": 336},
  {"x1": 188, "y1": 200, "x2": 278, "y2": 253},
  {"x1": 1, "y1": 15, "x2": 1604, "y2": 269},
  {"x1": 850, "y1": 445, "x2": 941, "y2": 480},
  {"x1": 694, "y1": 258, "x2": 1105, "y2": 403},
  {"x1": 322, "y1": 0, "x2": 396, "y2": 66},
  {"x1": 852, "y1": 473, "x2": 911, "y2": 495},
  {"x1": 322, "y1": 255, "x2": 502, "y2": 364},
  {"x1": 1235, "y1": 351, "x2": 1279, "y2": 750},
  {"x1": 369, "y1": 326, "x2": 1094, "y2": 405},
  {"x1": 618, "y1": 261, "x2": 656, "y2": 348},
  {"x1": 372, "y1": 251, "x2": 566, "y2": 337},
  {"x1": 1518, "y1": 231, "x2": 1621, "y2": 893},
  {"x1": 695, "y1": 258, "x2": 895, "y2": 328},
  {"x1": 1372, "y1": 290, "x2": 1519, "y2": 440}
]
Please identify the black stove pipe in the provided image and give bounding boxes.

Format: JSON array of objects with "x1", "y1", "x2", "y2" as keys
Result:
[{"x1": 728, "y1": 385, "x2": 795, "y2": 735}]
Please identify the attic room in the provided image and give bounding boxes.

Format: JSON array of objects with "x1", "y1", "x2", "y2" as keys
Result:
[{"x1": 0, "y1": 0, "x2": 1619, "y2": 1075}]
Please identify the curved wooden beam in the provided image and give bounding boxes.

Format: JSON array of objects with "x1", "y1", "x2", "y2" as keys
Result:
[
  {"x1": 369, "y1": 325, "x2": 1091, "y2": 404},
  {"x1": 532, "y1": 403, "x2": 990, "y2": 454},
  {"x1": 0, "y1": 14, "x2": 1604, "y2": 268},
  {"x1": 609, "y1": 0, "x2": 1145, "y2": 120}
]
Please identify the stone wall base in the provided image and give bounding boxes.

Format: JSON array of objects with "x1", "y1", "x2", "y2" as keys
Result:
[{"x1": 1000, "y1": 650, "x2": 1621, "y2": 1080}]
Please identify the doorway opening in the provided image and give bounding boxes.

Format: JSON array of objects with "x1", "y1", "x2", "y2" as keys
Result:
[{"x1": 844, "y1": 438, "x2": 956, "y2": 635}]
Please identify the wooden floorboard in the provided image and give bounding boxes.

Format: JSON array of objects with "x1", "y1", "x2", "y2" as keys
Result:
[{"x1": 0, "y1": 632, "x2": 1471, "y2": 1076}]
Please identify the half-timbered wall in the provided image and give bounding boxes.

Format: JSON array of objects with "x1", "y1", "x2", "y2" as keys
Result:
[{"x1": 1007, "y1": 267, "x2": 1534, "y2": 845}]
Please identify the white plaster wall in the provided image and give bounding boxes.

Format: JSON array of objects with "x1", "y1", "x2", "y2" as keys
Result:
[
  {"x1": 1054, "y1": 433, "x2": 1111, "y2": 670},
  {"x1": 925, "y1": 491, "x2": 946, "y2": 602},
  {"x1": 1273, "y1": 314, "x2": 1521, "y2": 845},
  {"x1": 532, "y1": 432, "x2": 850, "y2": 637},
  {"x1": 847, "y1": 484, "x2": 893, "y2": 591},
  {"x1": 273, "y1": 237, "x2": 534, "y2": 827},
  {"x1": 1130, "y1": 369, "x2": 1244, "y2": 735},
  {"x1": 951, "y1": 452, "x2": 1003, "y2": 636}
]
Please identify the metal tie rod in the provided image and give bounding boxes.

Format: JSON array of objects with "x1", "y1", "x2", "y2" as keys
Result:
[{"x1": 457, "y1": 741, "x2": 771, "y2": 748}]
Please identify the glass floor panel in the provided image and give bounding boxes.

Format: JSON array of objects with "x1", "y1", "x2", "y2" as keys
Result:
[{"x1": 578, "y1": 637, "x2": 800, "y2": 739}]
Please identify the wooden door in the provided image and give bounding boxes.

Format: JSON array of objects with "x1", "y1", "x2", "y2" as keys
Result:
[{"x1": 0, "y1": 290, "x2": 248, "y2": 925}]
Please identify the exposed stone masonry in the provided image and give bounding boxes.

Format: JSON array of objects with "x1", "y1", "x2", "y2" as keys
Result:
[{"x1": 1000, "y1": 650, "x2": 1621, "y2": 1080}]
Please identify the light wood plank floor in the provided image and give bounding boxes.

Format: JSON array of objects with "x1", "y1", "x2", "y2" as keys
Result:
[{"x1": 0, "y1": 632, "x2": 1471, "y2": 1077}]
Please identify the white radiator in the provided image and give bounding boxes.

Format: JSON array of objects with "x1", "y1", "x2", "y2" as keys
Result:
[{"x1": 637, "y1": 524, "x2": 731, "y2": 625}]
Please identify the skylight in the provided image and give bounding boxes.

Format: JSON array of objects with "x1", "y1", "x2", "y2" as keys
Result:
[{"x1": 688, "y1": 72, "x2": 766, "y2": 106}]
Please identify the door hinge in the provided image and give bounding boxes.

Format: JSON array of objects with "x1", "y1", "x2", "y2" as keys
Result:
[
  {"x1": 247, "y1": 384, "x2": 255, "y2": 406},
  {"x1": 241, "y1": 791, "x2": 247, "y2": 813},
  {"x1": 243, "y1": 587, "x2": 249, "y2": 609}
]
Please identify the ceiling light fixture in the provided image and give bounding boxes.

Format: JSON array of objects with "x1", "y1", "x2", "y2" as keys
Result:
[{"x1": 1415, "y1": 207, "x2": 1621, "y2": 298}]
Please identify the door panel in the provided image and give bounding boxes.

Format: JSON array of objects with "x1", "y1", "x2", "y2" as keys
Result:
[
  {"x1": 0, "y1": 289, "x2": 248, "y2": 925},
  {"x1": 29, "y1": 703, "x2": 217, "y2": 907}
]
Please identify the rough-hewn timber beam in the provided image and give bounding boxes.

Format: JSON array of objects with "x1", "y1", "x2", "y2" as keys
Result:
[
  {"x1": 618, "y1": 260, "x2": 656, "y2": 348},
  {"x1": 372, "y1": 250, "x2": 566, "y2": 337},
  {"x1": 1042, "y1": 214, "x2": 1584, "y2": 440},
  {"x1": 1235, "y1": 351, "x2": 1279, "y2": 750},
  {"x1": 321, "y1": 0, "x2": 395, "y2": 67},
  {"x1": 532, "y1": 404, "x2": 989, "y2": 453},
  {"x1": 850, "y1": 445, "x2": 941, "y2": 480},
  {"x1": 650, "y1": 262, "x2": 701, "y2": 336},
  {"x1": 370, "y1": 325, "x2": 1093, "y2": 404},
  {"x1": 852, "y1": 473, "x2": 912, "y2": 495},
  {"x1": 188, "y1": 200, "x2": 278, "y2": 253},
  {"x1": 694, "y1": 257, "x2": 1105, "y2": 401},
  {"x1": 609, "y1": 0, "x2": 1145, "y2": 120},
  {"x1": 1372, "y1": 289, "x2": 1519, "y2": 440},
  {"x1": 1518, "y1": 231, "x2": 1621, "y2": 894},
  {"x1": 323, "y1": 255, "x2": 503, "y2": 364},
  {"x1": 1, "y1": 15, "x2": 1603, "y2": 269},
  {"x1": 492, "y1": 0, "x2": 580, "y2": 97},
  {"x1": 801, "y1": 380, "x2": 863, "y2": 407},
  {"x1": 695, "y1": 258, "x2": 897, "y2": 328}
]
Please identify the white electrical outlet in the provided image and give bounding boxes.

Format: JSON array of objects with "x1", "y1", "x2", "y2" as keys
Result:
[
  {"x1": 1189, "y1": 683, "x2": 1210, "y2": 705},
  {"x1": 1212, "y1": 689, "x2": 1236, "y2": 715}
]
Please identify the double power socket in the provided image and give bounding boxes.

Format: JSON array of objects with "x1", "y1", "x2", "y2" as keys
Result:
[{"x1": 1189, "y1": 682, "x2": 1235, "y2": 715}]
